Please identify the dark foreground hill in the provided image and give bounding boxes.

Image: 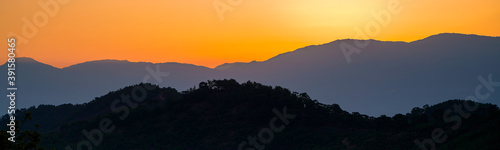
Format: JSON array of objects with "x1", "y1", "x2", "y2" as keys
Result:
[{"x1": 1, "y1": 80, "x2": 499, "y2": 149}]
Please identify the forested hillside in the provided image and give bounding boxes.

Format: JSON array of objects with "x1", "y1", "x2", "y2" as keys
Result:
[{"x1": 1, "y1": 80, "x2": 499, "y2": 149}]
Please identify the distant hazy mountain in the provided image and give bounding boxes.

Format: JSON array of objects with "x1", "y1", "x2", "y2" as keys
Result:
[
  {"x1": 216, "y1": 33, "x2": 500, "y2": 115},
  {"x1": 1, "y1": 33, "x2": 499, "y2": 116},
  {"x1": 0, "y1": 58, "x2": 220, "y2": 112}
]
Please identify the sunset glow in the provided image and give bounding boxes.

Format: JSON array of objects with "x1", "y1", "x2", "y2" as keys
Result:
[{"x1": 1, "y1": 0, "x2": 499, "y2": 68}]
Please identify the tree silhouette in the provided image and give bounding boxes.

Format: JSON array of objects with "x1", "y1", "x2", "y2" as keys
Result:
[{"x1": 0, "y1": 112, "x2": 44, "y2": 150}]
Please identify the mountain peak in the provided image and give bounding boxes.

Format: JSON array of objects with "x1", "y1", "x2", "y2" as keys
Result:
[
  {"x1": 412, "y1": 33, "x2": 495, "y2": 43},
  {"x1": 63, "y1": 59, "x2": 134, "y2": 69},
  {"x1": 83, "y1": 59, "x2": 131, "y2": 64},
  {"x1": 426, "y1": 33, "x2": 477, "y2": 39},
  {"x1": 1, "y1": 57, "x2": 56, "y2": 68},
  {"x1": 16, "y1": 57, "x2": 40, "y2": 63}
]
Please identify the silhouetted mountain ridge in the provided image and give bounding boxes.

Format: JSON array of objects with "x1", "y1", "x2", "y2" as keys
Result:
[
  {"x1": 1, "y1": 80, "x2": 499, "y2": 149},
  {"x1": 1, "y1": 33, "x2": 499, "y2": 116}
]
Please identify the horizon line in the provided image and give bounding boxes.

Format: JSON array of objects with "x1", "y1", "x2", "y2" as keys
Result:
[{"x1": 7, "y1": 32, "x2": 497, "y2": 69}]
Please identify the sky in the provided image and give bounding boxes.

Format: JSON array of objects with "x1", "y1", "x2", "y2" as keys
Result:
[{"x1": 1, "y1": 0, "x2": 499, "y2": 68}]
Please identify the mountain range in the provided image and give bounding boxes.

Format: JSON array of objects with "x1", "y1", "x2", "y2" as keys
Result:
[{"x1": 1, "y1": 33, "x2": 499, "y2": 116}]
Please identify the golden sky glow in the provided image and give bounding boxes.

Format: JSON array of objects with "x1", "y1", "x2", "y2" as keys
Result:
[{"x1": 1, "y1": 0, "x2": 499, "y2": 68}]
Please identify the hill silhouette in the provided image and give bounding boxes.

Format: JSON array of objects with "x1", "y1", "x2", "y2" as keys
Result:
[
  {"x1": 1, "y1": 33, "x2": 499, "y2": 116},
  {"x1": 1, "y1": 80, "x2": 499, "y2": 149}
]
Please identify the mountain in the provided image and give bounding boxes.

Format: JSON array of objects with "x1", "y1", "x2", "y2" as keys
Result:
[
  {"x1": 1, "y1": 80, "x2": 499, "y2": 149},
  {"x1": 0, "y1": 58, "x2": 220, "y2": 111},
  {"x1": 217, "y1": 33, "x2": 500, "y2": 115},
  {"x1": 1, "y1": 33, "x2": 499, "y2": 116}
]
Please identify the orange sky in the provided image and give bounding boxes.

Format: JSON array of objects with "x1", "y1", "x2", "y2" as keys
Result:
[{"x1": 1, "y1": 0, "x2": 499, "y2": 68}]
